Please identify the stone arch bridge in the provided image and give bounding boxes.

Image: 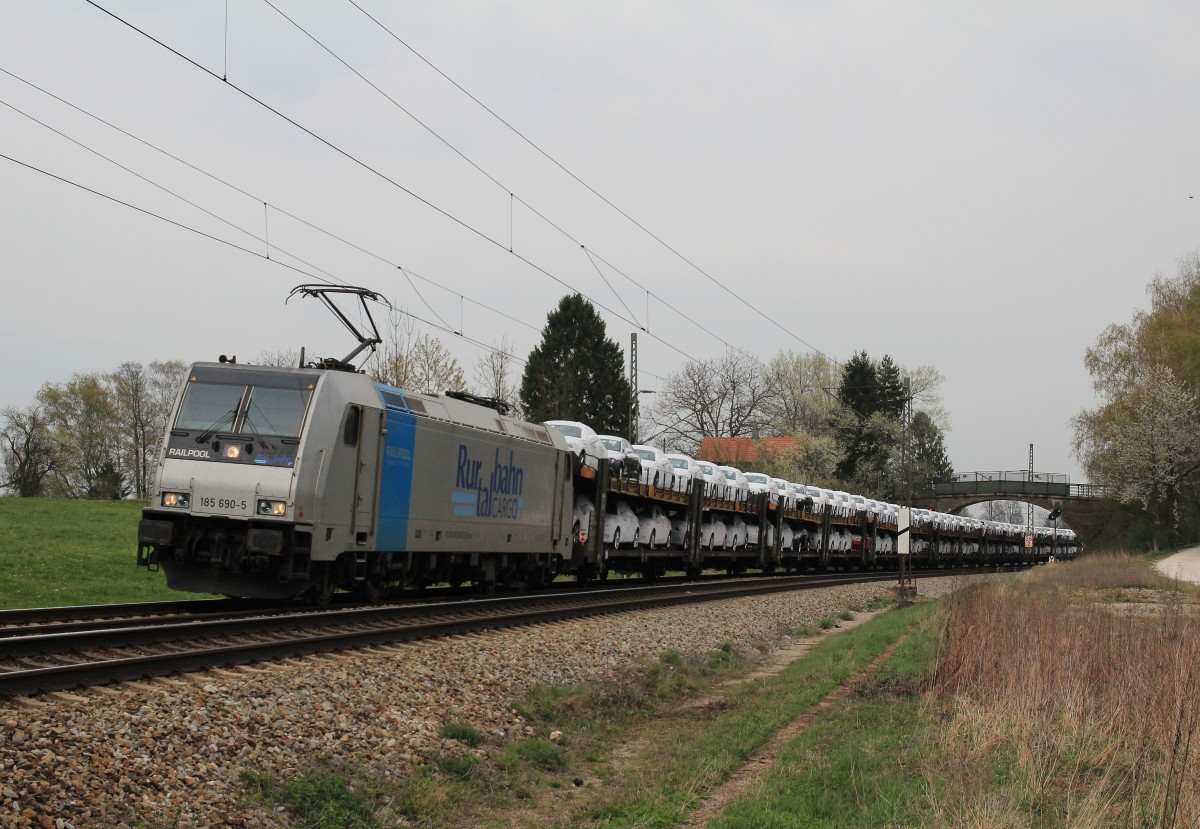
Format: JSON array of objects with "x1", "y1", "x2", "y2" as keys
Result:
[{"x1": 913, "y1": 472, "x2": 1116, "y2": 547}]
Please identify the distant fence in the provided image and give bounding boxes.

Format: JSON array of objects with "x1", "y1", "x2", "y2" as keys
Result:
[
  {"x1": 952, "y1": 471, "x2": 1071, "y2": 485},
  {"x1": 919, "y1": 472, "x2": 1111, "y2": 500}
]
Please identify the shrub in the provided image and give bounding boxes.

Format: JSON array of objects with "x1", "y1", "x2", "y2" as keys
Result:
[
  {"x1": 439, "y1": 720, "x2": 484, "y2": 747},
  {"x1": 500, "y1": 738, "x2": 567, "y2": 772},
  {"x1": 434, "y1": 753, "x2": 481, "y2": 779}
]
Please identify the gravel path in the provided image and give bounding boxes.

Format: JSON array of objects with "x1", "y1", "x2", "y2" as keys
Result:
[
  {"x1": 1154, "y1": 546, "x2": 1200, "y2": 584},
  {"x1": 0, "y1": 575, "x2": 975, "y2": 828}
]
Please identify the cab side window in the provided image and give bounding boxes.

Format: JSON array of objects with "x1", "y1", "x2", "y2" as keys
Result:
[{"x1": 343, "y1": 405, "x2": 361, "y2": 447}]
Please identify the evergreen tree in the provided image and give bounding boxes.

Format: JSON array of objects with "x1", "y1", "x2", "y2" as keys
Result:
[
  {"x1": 876, "y1": 354, "x2": 907, "y2": 420},
  {"x1": 520, "y1": 295, "x2": 632, "y2": 435},
  {"x1": 909, "y1": 410, "x2": 954, "y2": 489},
  {"x1": 833, "y1": 351, "x2": 879, "y2": 481},
  {"x1": 838, "y1": 351, "x2": 879, "y2": 418}
]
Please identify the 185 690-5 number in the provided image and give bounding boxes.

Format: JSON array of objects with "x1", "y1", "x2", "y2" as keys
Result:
[{"x1": 198, "y1": 496, "x2": 247, "y2": 511}]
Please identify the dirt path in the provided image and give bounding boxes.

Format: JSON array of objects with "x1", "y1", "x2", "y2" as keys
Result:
[
  {"x1": 472, "y1": 611, "x2": 885, "y2": 829},
  {"x1": 676, "y1": 633, "x2": 901, "y2": 828},
  {"x1": 1154, "y1": 546, "x2": 1200, "y2": 584}
]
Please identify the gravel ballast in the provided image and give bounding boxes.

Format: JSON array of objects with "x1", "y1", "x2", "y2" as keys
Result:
[{"x1": 0, "y1": 575, "x2": 974, "y2": 827}]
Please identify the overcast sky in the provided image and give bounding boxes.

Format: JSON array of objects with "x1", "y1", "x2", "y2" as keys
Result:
[{"x1": 3, "y1": 1, "x2": 1198, "y2": 482}]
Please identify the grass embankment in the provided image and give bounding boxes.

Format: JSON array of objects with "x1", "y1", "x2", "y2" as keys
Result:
[
  {"x1": 243, "y1": 556, "x2": 1200, "y2": 828},
  {"x1": 0, "y1": 498, "x2": 194, "y2": 608},
  {"x1": 924, "y1": 554, "x2": 1200, "y2": 827},
  {"x1": 239, "y1": 597, "x2": 933, "y2": 828}
]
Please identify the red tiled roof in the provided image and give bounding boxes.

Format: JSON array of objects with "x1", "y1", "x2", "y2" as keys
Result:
[{"x1": 697, "y1": 436, "x2": 804, "y2": 465}]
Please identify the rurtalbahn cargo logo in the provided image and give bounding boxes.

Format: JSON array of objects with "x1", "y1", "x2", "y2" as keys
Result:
[{"x1": 453, "y1": 445, "x2": 525, "y2": 519}]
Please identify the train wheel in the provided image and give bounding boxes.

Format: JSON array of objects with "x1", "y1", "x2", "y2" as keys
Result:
[
  {"x1": 632, "y1": 528, "x2": 640, "y2": 549},
  {"x1": 648, "y1": 530, "x2": 656, "y2": 550},
  {"x1": 612, "y1": 528, "x2": 621, "y2": 549},
  {"x1": 308, "y1": 576, "x2": 336, "y2": 607},
  {"x1": 354, "y1": 575, "x2": 385, "y2": 604}
]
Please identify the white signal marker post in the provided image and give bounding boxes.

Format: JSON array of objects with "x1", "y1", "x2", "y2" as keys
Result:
[{"x1": 897, "y1": 507, "x2": 914, "y2": 599}]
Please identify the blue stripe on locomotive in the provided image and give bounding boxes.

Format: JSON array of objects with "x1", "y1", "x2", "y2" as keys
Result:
[{"x1": 376, "y1": 405, "x2": 418, "y2": 551}]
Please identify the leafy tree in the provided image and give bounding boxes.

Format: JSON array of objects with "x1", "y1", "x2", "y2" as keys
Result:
[
  {"x1": 37, "y1": 373, "x2": 123, "y2": 499},
  {"x1": 0, "y1": 404, "x2": 59, "y2": 497},
  {"x1": 1074, "y1": 254, "x2": 1200, "y2": 546},
  {"x1": 520, "y1": 294, "x2": 632, "y2": 436},
  {"x1": 761, "y1": 351, "x2": 838, "y2": 437},
  {"x1": 794, "y1": 433, "x2": 840, "y2": 487},
  {"x1": 1076, "y1": 364, "x2": 1200, "y2": 549}
]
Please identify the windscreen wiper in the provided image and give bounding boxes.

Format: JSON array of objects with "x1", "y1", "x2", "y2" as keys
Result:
[{"x1": 195, "y1": 409, "x2": 238, "y2": 444}]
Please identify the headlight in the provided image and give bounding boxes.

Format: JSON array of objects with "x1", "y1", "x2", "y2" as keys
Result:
[
  {"x1": 225, "y1": 445, "x2": 241, "y2": 459},
  {"x1": 161, "y1": 492, "x2": 190, "y2": 509},
  {"x1": 257, "y1": 499, "x2": 287, "y2": 516}
]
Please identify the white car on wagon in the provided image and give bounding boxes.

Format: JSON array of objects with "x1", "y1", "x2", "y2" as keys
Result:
[
  {"x1": 631, "y1": 444, "x2": 677, "y2": 491},
  {"x1": 545, "y1": 420, "x2": 606, "y2": 471}
]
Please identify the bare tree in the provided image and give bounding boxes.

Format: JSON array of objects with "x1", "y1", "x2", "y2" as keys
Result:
[
  {"x1": 109, "y1": 361, "x2": 155, "y2": 499},
  {"x1": 1, "y1": 404, "x2": 59, "y2": 497},
  {"x1": 648, "y1": 350, "x2": 772, "y2": 453},
  {"x1": 109, "y1": 360, "x2": 186, "y2": 500},
  {"x1": 975, "y1": 500, "x2": 1028, "y2": 524},
  {"x1": 472, "y1": 336, "x2": 521, "y2": 416},
  {"x1": 369, "y1": 310, "x2": 466, "y2": 394},
  {"x1": 255, "y1": 349, "x2": 301, "y2": 367},
  {"x1": 903, "y1": 364, "x2": 949, "y2": 431}
]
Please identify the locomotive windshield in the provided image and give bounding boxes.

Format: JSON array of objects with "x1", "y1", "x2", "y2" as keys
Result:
[{"x1": 175, "y1": 367, "x2": 317, "y2": 439}]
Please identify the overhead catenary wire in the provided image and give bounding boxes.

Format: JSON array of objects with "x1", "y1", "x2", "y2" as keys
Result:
[
  {"x1": 254, "y1": 0, "x2": 781, "y2": 370},
  {"x1": 0, "y1": 65, "x2": 535, "y2": 358},
  {"x1": 345, "y1": 0, "x2": 835, "y2": 364},
  {"x1": 0, "y1": 67, "x2": 678, "y2": 386},
  {"x1": 0, "y1": 149, "x2": 529, "y2": 372},
  {"x1": 0, "y1": 126, "x2": 677, "y2": 389},
  {"x1": 81, "y1": 0, "x2": 705, "y2": 369}
]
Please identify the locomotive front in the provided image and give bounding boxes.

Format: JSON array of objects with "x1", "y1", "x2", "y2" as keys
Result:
[{"x1": 137, "y1": 362, "x2": 322, "y2": 598}]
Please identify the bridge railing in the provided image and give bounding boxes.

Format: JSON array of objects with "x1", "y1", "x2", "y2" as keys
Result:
[
  {"x1": 926, "y1": 479, "x2": 1070, "y2": 498},
  {"x1": 1070, "y1": 483, "x2": 1111, "y2": 499},
  {"x1": 951, "y1": 470, "x2": 1071, "y2": 485},
  {"x1": 918, "y1": 475, "x2": 1111, "y2": 500}
]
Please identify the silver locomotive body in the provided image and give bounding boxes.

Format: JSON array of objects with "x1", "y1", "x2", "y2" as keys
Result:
[{"x1": 138, "y1": 362, "x2": 574, "y2": 599}]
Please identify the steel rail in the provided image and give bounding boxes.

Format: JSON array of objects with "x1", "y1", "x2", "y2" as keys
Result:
[{"x1": 0, "y1": 569, "x2": 985, "y2": 698}]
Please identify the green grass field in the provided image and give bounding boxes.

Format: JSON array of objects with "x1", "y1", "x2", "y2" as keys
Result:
[{"x1": 0, "y1": 498, "x2": 201, "y2": 609}]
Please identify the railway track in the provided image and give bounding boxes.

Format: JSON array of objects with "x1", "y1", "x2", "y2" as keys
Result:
[
  {"x1": 0, "y1": 572, "x2": 723, "y2": 635},
  {"x1": 0, "y1": 567, "x2": 1007, "y2": 698}
]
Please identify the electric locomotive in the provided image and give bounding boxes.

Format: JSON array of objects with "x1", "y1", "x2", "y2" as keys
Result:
[{"x1": 137, "y1": 359, "x2": 576, "y2": 601}]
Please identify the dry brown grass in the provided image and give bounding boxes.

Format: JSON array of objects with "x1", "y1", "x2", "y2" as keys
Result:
[{"x1": 925, "y1": 556, "x2": 1200, "y2": 828}]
